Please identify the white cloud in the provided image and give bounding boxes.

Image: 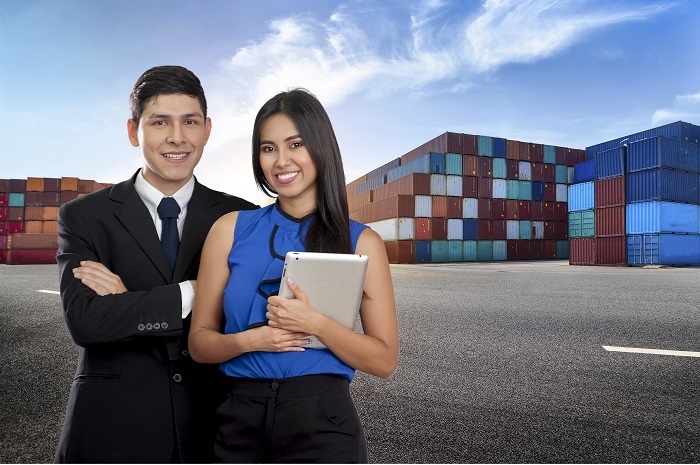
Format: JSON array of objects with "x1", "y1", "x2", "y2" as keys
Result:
[{"x1": 652, "y1": 91, "x2": 700, "y2": 125}]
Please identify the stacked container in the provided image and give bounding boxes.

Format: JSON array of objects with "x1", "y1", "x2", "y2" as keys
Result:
[
  {"x1": 347, "y1": 131, "x2": 584, "y2": 264},
  {"x1": 572, "y1": 121, "x2": 700, "y2": 266},
  {"x1": 0, "y1": 177, "x2": 112, "y2": 265}
]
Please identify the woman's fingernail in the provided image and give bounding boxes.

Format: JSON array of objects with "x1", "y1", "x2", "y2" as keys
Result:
[{"x1": 287, "y1": 278, "x2": 294, "y2": 285}]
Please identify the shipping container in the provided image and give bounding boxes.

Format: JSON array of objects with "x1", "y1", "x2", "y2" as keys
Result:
[
  {"x1": 594, "y1": 236, "x2": 627, "y2": 266},
  {"x1": 568, "y1": 182, "x2": 594, "y2": 211},
  {"x1": 493, "y1": 240, "x2": 507, "y2": 260},
  {"x1": 477, "y1": 220, "x2": 492, "y2": 240},
  {"x1": 492, "y1": 179, "x2": 507, "y2": 199},
  {"x1": 518, "y1": 201, "x2": 532, "y2": 220},
  {"x1": 463, "y1": 219, "x2": 478, "y2": 240},
  {"x1": 431, "y1": 240, "x2": 449, "y2": 263},
  {"x1": 445, "y1": 153, "x2": 462, "y2": 175},
  {"x1": 556, "y1": 240, "x2": 569, "y2": 259},
  {"x1": 573, "y1": 160, "x2": 595, "y2": 183},
  {"x1": 366, "y1": 157, "x2": 401, "y2": 180},
  {"x1": 61, "y1": 191, "x2": 79, "y2": 204},
  {"x1": 518, "y1": 161, "x2": 532, "y2": 181},
  {"x1": 432, "y1": 196, "x2": 448, "y2": 218},
  {"x1": 477, "y1": 241, "x2": 493, "y2": 261},
  {"x1": 400, "y1": 132, "x2": 463, "y2": 164},
  {"x1": 542, "y1": 164, "x2": 556, "y2": 183},
  {"x1": 567, "y1": 167, "x2": 575, "y2": 184},
  {"x1": 556, "y1": 184, "x2": 568, "y2": 202},
  {"x1": 415, "y1": 218, "x2": 446, "y2": 240},
  {"x1": 518, "y1": 181, "x2": 532, "y2": 201},
  {"x1": 543, "y1": 183, "x2": 556, "y2": 202},
  {"x1": 506, "y1": 140, "x2": 520, "y2": 160},
  {"x1": 507, "y1": 240, "x2": 530, "y2": 260},
  {"x1": 463, "y1": 241, "x2": 477, "y2": 261},
  {"x1": 430, "y1": 174, "x2": 447, "y2": 196},
  {"x1": 478, "y1": 177, "x2": 493, "y2": 198},
  {"x1": 8, "y1": 207, "x2": 24, "y2": 222},
  {"x1": 519, "y1": 142, "x2": 531, "y2": 161},
  {"x1": 492, "y1": 199, "x2": 507, "y2": 219},
  {"x1": 0, "y1": 207, "x2": 6, "y2": 221},
  {"x1": 531, "y1": 202, "x2": 544, "y2": 221},
  {"x1": 0, "y1": 193, "x2": 7, "y2": 207},
  {"x1": 555, "y1": 165, "x2": 568, "y2": 184},
  {"x1": 478, "y1": 199, "x2": 492, "y2": 219},
  {"x1": 7, "y1": 233, "x2": 58, "y2": 250},
  {"x1": 506, "y1": 200, "x2": 519, "y2": 219},
  {"x1": 348, "y1": 191, "x2": 373, "y2": 213},
  {"x1": 23, "y1": 221, "x2": 43, "y2": 234},
  {"x1": 366, "y1": 218, "x2": 415, "y2": 241},
  {"x1": 532, "y1": 221, "x2": 545, "y2": 240},
  {"x1": 446, "y1": 175, "x2": 462, "y2": 197},
  {"x1": 8, "y1": 193, "x2": 25, "y2": 207},
  {"x1": 462, "y1": 198, "x2": 478, "y2": 219},
  {"x1": 355, "y1": 174, "x2": 386, "y2": 195},
  {"x1": 543, "y1": 145, "x2": 556, "y2": 164},
  {"x1": 627, "y1": 136, "x2": 700, "y2": 174},
  {"x1": 42, "y1": 221, "x2": 58, "y2": 234},
  {"x1": 0, "y1": 222, "x2": 8, "y2": 235},
  {"x1": 569, "y1": 238, "x2": 595, "y2": 265},
  {"x1": 595, "y1": 177, "x2": 625, "y2": 207},
  {"x1": 626, "y1": 169, "x2": 700, "y2": 205},
  {"x1": 372, "y1": 172, "x2": 431, "y2": 201},
  {"x1": 595, "y1": 206, "x2": 625, "y2": 237},
  {"x1": 492, "y1": 158, "x2": 506, "y2": 179},
  {"x1": 447, "y1": 219, "x2": 463, "y2": 240},
  {"x1": 531, "y1": 182, "x2": 544, "y2": 201},
  {"x1": 492, "y1": 219, "x2": 507, "y2": 240},
  {"x1": 0, "y1": 235, "x2": 6, "y2": 249},
  {"x1": 387, "y1": 154, "x2": 430, "y2": 182},
  {"x1": 530, "y1": 144, "x2": 544, "y2": 163},
  {"x1": 478, "y1": 136, "x2": 493, "y2": 157},
  {"x1": 384, "y1": 240, "x2": 415, "y2": 264},
  {"x1": 462, "y1": 176, "x2": 478, "y2": 198},
  {"x1": 448, "y1": 241, "x2": 463, "y2": 262},
  {"x1": 44, "y1": 178, "x2": 61, "y2": 192},
  {"x1": 415, "y1": 196, "x2": 432, "y2": 218},
  {"x1": 447, "y1": 197, "x2": 462, "y2": 218},
  {"x1": 463, "y1": 155, "x2": 478, "y2": 176},
  {"x1": 61, "y1": 177, "x2": 79, "y2": 192},
  {"x1": 9, "y1": 179, "x2": 27, "y2": 192},
  {"x1": 586, "y1": 121, "x2": 700, "y2": 160},
  {"x1": 492, "y1": 138, "x2": 506, "y2": 158},
  {"x1": 530, "y1": 163, "x2": 544, "y2": 182},
  {"x1": 477, "y1": 157, "x2": 493, "y2": 178},
  {"x1": 506, "y1": 220, "x2": 519, "y2": 240},
  {"x1": 26, "y1": 177, "x2": 45, "y2": 192},
  {"x1": 0, "y1": 180, "x2": 8, "y2": 193},
  {"x1": 506, "y1": 180, "x2": 519, "y2": 200},
  {"x1": 627, "y1": 233, "x2": 700, "y2": 266},
  {"x1": 429, "y1": 152, "x2": 446, "y2": 174},
  {"x1": 506, "y1": 159, "x2": 519, "y2": 179},
  {"x1": 416, "y1": 241, "x2": 431, "y2": 263},
  {"x1": 626, "y1": 201, "x2": 700, "y2": 234},
  {"x1": 568, "y1": 210, "x2": 595, "y2": 238},
  {"x1": 463, "y1": 134, "x2": 478, "y2": 156},
  {"x1": 6, "y1": 249, "x2": 57, "y2": 265},
  {"x1": 356, "y1": 195, "x2": 415, "y2": 223},
  {"x1": 595, "y1": 146, "x2": 626, "y2": 179},
  {"x1": 519, "y1": 220, "x2": 532, "y2": 240}
]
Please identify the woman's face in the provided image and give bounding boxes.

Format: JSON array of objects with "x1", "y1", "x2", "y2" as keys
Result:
[{"x1": 258, "y1": 113, "x2": 318, "y2": 206}]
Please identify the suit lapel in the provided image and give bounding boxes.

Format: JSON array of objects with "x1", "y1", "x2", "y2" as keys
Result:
[
  {"x1": 173, "y1": 181, "x2": 217, "y2": 281},
  {"x1": 111, "y1": 173, "x2": 173, "y2": 282}
]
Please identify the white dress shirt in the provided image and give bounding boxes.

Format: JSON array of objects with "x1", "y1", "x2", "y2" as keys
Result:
[{"x1": 134, "y1": 171, "x2": 195, "y2": 319}]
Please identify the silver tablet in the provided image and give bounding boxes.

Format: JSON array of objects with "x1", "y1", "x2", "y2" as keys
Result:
[{"x1": 278, "y1": 251, "x2": 369, "y2": 349}]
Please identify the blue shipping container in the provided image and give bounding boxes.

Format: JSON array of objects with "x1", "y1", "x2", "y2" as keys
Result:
[
  {"x1": 595, "y1": 146, "x2": 626, "y2": 179},
  {"x1": 366, "y1": 157, "x2": 401, "y2": 180},
  {"x1": 531, "y1": 181, "x2": 544, "y2": 201},
  {"x1": 626, "y1": 201, "x2": 700, "y2": 234},
  {"x1": 573, "y1": 160, "x2": 595, "y2": 183},
  {"x1": 416, "y1": 241, "x2": 431, "y2": 263},
  {"x1": 429, "y1": 152, "x2": 446, "y2": 174},
  {"x1": 627, "y1": 136, "x2": 700, "y2": 174},
  {"x1": 586, "y1": 121, "x2": 700, "y2": 160},
  {"x1": 492, "y1": 137, "x2": 506, "y2": 158},
  {"x1": 463, "y1": 219, "x2": 478, "y2": 240},
  {"x1": 355, "y1": 174, "x2": 386, "y2": 194},
  {"x1": 627, "y1": 234, "x2": 700, "y2": 266},
  {"x1": 626, "y1": 169, "x2": 700, "y2": 205},
  {"x1": 386, "y1": 153, "x2": 429, "y2": 182},
  {"x1": 568, "y1": 182, "x2": 595, "y2": 212}
]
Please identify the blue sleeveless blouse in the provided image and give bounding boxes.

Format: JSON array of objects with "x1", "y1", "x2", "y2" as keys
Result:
[{"x1": 220, "y1": 203, "x2": 368, "y2": 381}]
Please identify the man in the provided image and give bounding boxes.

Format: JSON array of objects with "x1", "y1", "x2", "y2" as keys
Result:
[{"x1": 54, "y1": 65, "x2": 257, "y2": 463}]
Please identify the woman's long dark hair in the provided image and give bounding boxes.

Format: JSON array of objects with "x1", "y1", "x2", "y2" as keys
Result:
[{"x1": 252, "y1": 88, "x2": 352, "y2": 254}]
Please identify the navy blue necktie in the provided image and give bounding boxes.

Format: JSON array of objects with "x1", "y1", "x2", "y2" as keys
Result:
[{"x1": 157, "y1": 197, "x2": 180, "y2": 271}]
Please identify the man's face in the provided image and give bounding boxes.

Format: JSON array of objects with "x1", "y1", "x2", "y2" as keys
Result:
[{"x1": 127, "y1": 93, "x2": 211, "y2": 195}]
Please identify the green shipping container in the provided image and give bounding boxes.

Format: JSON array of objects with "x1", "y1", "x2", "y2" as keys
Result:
[
  {"x1": 448, "y1": 240, "x2": 463, "y2": 262},
  {"x1": 568, "y1": 210, "x2": 595, "y2": 238},
  {"x1": 477, "y1": 240, "x2": 493, "y2": 261},
  {"x1": 544, "y1": 145, "x2": 556, "y2": 164},
  {"x1": 555, "y1": 165, "x2": 568, "y2": 184},
  {"x1": 492, "y1": 158, "x2": 506, "y2": 179},
  {"x1": 463, "y1": 241, "x2": 477, "y2": 261},
  {"x1": 445, "y1": 153, "x2": 462, "y2": 175},
  {"x1": 556, "y1": 240, "x2": 569, "y2": 258},
  {"x1": 519, "y1": 220, "x2": 532, "y2": 240},
  {"x1": 506, "y1": 180, "x2": 519, "y2": 199},
  {"x1": 431, "y1": 240, "x2": 449, "y2": 263},
  {"x1": 493, "y1": 240, "x2": 507, "y2": 260}
]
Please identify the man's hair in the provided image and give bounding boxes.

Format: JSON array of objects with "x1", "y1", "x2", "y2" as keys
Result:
[
  {"x1": 129, "y1": 65, "x2": 207, "y2": 123},
  {"x1": 252, "y1": 88, "x2": 352, "y2": 254}
]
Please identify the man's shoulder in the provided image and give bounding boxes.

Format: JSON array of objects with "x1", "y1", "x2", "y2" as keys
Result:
[{"x1": 195, "y1": 183, "x2": 258, "y2": 211}]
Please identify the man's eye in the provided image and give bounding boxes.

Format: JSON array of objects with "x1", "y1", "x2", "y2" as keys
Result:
[
  {"x1": 153, "y1": 120, "x2": 167, "y2": 126},
  {"x1": 185, "y1": 120, "x2": 198, "y2": 125}
]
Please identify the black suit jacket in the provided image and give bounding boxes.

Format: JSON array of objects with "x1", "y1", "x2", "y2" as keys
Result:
[{"x1": 54, "y1": 171, "x2": 257, "y2": 463}]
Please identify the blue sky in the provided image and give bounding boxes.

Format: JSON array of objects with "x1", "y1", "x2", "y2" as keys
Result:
[{"x1": 2, "y1": 0, "x2": 699, "y2": 204}]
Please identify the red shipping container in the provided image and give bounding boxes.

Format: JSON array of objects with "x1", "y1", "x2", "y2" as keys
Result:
[
  {"x1": 372, "y1": 173, "x2": 430, "y2": 201},
  {"x1": 8, "y1": 233, "x2": 58, "y2": 250},
  {"x1": 414, "y1": 218, "x2": 430, "y2": 240},
  {"x1": 543, "y1": 202, "x2": 555, "y2": 220},
  {"x1": 78, "y1": 179, "x2": 97, "y2": 194},
  {"x1": 0, "y1": 249, "x2": 5, "y2": 263},
  {"x1": 506, "y1": 140, "x2": 520, "y2": 160},
  {"x1": 0, "y1": 221, "x2": 8, "y2": 234},
  {"x1": 357, "y1": 195, "x2": 414, "y2": 223},
  {"x1": 478, "y1": 198, "x2": 492, "y2": 219},
  {"x1": 44, "y1": 178, "x2": 61, "y2": 192},
  {"x1": 477, "y1": 220, "x2": 492, "y2": 240},
  {"x1": 431, "y1": 219, "x2": 448, "y2": 240},
  {"x1": 543, "y1": 222, "x2": 556, "y2": 239},
  {"x1": 463, "y1": 134, "x2": 478, "y2": 156},
  {"x1": 531, "y1": 162, "x2": 544, "y2": 182},
  {"x1": 518, "y1": 201, "x2": 532, "y2": 220},
  {"x1": 9, "y1": 222, "x2": 24, "y2": 234},
  {"x1": 531, "y1": 201, "x2": 544, "y2": 220},
  {"x1": 0, "y1": 193, "x2": 7, "y2": 207},
  {"x1": 542, "y1": 164, "x2": 556, "y2": 183},
  {"x1": 492, "y1": 219, "x2": 507, "y2": 240},
  {"x1": 519, "y1": 142, "x2": 531, "y2": 161},
  {"x1": 61, "y1": 191, "x2": 79, "y2": 205},
  {"x1": 0, "y1": 180, "x2": 9, "y2": 193},
  {"x1": 432, "y1": 196, "x2": 448, "y2": 218},
  {"x1": 346, "y1": 175, "x2": 366, "y2": 196},
  {"x1": 491, "y1": 199, "x2": 507, "y2": 219},
  {"x1": 506, "y1": 200, "x2": 518, "y2": 219},
  {"x1": 462, "y1": 155, "x2": 478, "y2": 176},
  {"x1": 544, "y1": 240, "x2": 557, "y2": 259},
  {"x1": 477, "y1": 157, "x2": 492, "y2": 178},
  {"x1": 506, "y1": 159, "x2": 519, "y2": 179},
  {"x1": 569, "y1": 238, "x2": 595, "y2": 265},
  {"x1": 43, "y1": 192, "x2": 62, "y2": 207},
  {"x1": 507, "y1": 240, "x2": 530, "y2": 260},
  {"x1": 530, "y1": 144, "x2": 544, "y2": 163},
  {"x1": 554, "y1": 221, "x2": 568, "y2": 239},
  {"x1": 478, "y1": 178, "x2": 492, "y2": 198},
  {"x1": 530, "y1": 240, "x2": 545, "y2": 259},
  {"x1": 9, "y1": 179, "x2": 26, "y2": 192},
  {"x1": 0, "y1": 235, "x2": 6, "y2": 249},
  {"x1": 348, "y1": 191, "x2": 373, "y2": 213},
  {"x1": 564, "y1": 148, "x2": 579, "y2": 167},
  {"x1": 595, "y1": 176, "x2": 625, "y2": 208},
  {"x1": 543, "y1": 183, "x2": 556, "y2": 202},
  {"x1": 6, "y1": 249, "x2": 57, "y2": 265},
  {"x1": 462, "y1": 176, "x2": 478, "y2": 198},
  {"x1": 384, "y1": 240, "x2": 416, "y2": 264},
  {"x1": 8, "y1": 207, "x2": 24, "y2": 222},
  {"x1": 595, "y1": 236, "x2": 626, "y2": 266},
  {"x1": 554, "y1": 202, "x2": 568, "y2": 221},
  {"x1": 595, "y1": 206, "x2": 625, "y2": 237},
  {"x1": 446, "y1": 197, "x2": 462, "y2": 218},
  {"x1": 0, "y1": 207, "x2": 7, "y2": 221},
  {"x1": 555, "y1": 146, "x2": 566, "y2": 165},
  {"x1": 25, "y1": 192, "x2": 43, "y2": 206}
]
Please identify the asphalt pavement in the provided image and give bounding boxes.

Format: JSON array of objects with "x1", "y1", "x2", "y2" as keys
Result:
[{"x1": 1, "y1": 262, "x2": 698, "y2": 463}]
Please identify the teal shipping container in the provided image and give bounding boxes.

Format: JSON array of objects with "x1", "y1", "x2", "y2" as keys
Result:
[
  {"x1": 448, "y1": 241, "x2": 463, "y2": 262},
  {"x1": 627, "y1": 233, "x2": 700, "y2": 266},
  {"x1": 555, "y1": 165, "x2": 568, "y2": 184},
  {"x1": 519, "y1": 220, "x2": 532, "y2": 240},
  {"x1": 492, "y1": 158, "x2": 506, "y2": 179},
  {"x1": 544, "y1": 145, "x2": 556, "y2": 164},
  {"x1": 506, "y1": 180, "x2": 519, "y2": 199},
  {"x1": 518, "y1": 181, "x2": 532, "y2": 201},
  {"x1": 8, "y1": 193, "x2": 25, "y2": 207},
  {"x1": 478, "y1": 136, "x2": 493, "y2": 157},
  {"x1": 387, "y1": 153, "x2": 430, "y2": 182},
  {"x1": 569, "y1": 210, "x2": 595, "y2": 238},
  {"x1": 431, "y1": 240, "x2": 448, "y2": 262},
  {"x1": 493, "y1": 240, "x2": 507, "y2": 260},
  {"x1": 626, "y1": 201, "x2": 700, "y2": 234},
  {"x1": 568, "y1": 182, "x2": 595, "y2": 212},
  {"x1": 445, "y1": 153, "x2": 463, "y2": 175},
  {"x1": 463, "y1": 241, "x2": 477, "y2": 261},
  {"x1": 477, "y1": 240, "x2": 493, "y2": 261},
  {"x1": 556, "y1": 240, "x2": 569, "y2": 259}
]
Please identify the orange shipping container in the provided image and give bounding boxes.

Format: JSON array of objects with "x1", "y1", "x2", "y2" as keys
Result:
[
  {"x1": 25, "y1": 206, "x2": 44, "y2": 221},
  {"x1": 42, "y1": 221, "x2": 58, "y2": 234},
  {"x1": 355, "y1": 195, "x2": 414, "y2": 224},
  {"x1": 8, "y1": 233, "x2": 58, "y2": 250},
  {"x1": 23, "y1": 221, "x2": 43, "y2": 234},
  {"x1": 431, "y1": 196, "x2": 447, "y2": 218},
  {"x1": 26, "y1": 177, "x2": 45, "y2": 192},
  {"x1": 42, "y1": 206, "x2": 59, "y2": 221},
  {"x1": 384, "y1": 240, "x2": 416, "y2": 264},
  {"x1": 506, "y1": 140, "x2": 521, "y2": 160},
  {"x1": 347, "y1": 191, "x2": 373, "y2": 213},
  {"x1": 61, "y1": 177, "x2": 79, "y2": 191},
  {"x1": 372, "y1": 173, "x2": 430, "y2": 201}
]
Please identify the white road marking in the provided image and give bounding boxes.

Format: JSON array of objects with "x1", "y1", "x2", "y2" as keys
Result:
[
  {"x1": 603, "y1": 345, "x2": 700, "y2": 358},
  {"x1": 37, "y1": 290, "x2": 60, "y2": 295}
]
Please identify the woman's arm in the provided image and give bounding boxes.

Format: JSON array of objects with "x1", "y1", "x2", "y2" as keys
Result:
[
  {"x1": 188, "y1": 212, "x2": 310, "y2": 364},
  {"x1": 267, "y1": 228, "x2": 399, "y2": 378}
]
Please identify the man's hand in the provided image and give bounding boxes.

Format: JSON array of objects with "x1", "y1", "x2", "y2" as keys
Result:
[{"x1": 73, "y1": 261, "x2": 128, "y2": 296}]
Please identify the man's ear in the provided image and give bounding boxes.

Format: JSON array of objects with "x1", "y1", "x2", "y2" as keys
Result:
[
  {"x1": 127, "y1": 119, "x2": 139, "y2": 147},
  {"x1": 203, "y1": 117, "x2": 212, "y2": 145}
]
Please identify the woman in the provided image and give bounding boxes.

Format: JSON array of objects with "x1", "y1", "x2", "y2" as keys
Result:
[{"x1": 189, "y1": 88, "x2": 399, "y2": 463}]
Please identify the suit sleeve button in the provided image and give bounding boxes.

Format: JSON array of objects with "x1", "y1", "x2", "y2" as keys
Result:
[
  {"x1": 146, "y1": 323, "x2": 153, "y2": 330},
  {"x1": 181, "y1": 350, "x2": 189, "y2": 357},
  {"x1": 153, "y1": 323, "x2": 160, "y2": 330},
  {"x1": 173, "y1": 374, "x2": 182, "y2": 383},
  {"x1": 162, "y1": 322, "x2": 169, "y2": 329},
  {"x1": 138, "y1": 324, "x2": 145, "y2": 331}
]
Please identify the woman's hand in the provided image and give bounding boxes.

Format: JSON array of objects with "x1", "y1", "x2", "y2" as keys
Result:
[
  {"x1": 248, "y1": 324, "x2": 311, "y2": 352},
  {"x1": 266, "y1": 279, "x2": 322, "y2": 335}
]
